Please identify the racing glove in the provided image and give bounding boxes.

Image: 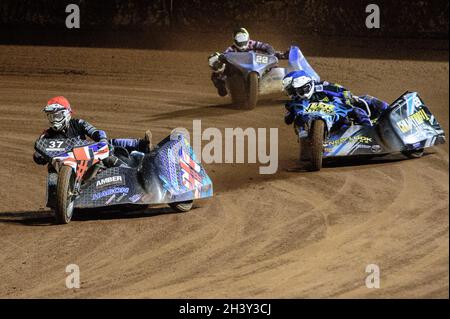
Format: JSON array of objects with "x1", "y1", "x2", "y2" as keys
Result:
[
  {"x1": 284, "y1": 103, "x2": 296, "y2": 125},
  {"x1": 275, "y1": 49, "x2": 289, "y2": 60},
  {"x1": 284, "y1": 110, "x2": 296, "y2": 125},
  {"x1": 103, "y1": 155, "x2": 119, "y2": 168},
  {"x1": 33, "y1": 152, "x2": 48, "y2": 165},
  {"x1": 91, "y1": 130, "x2": 107, "y2": 142}
]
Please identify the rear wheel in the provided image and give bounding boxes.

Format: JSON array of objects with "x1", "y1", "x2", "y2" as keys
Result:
[
  {"x1": 309, "y1": 120, "x2": 325, "y2": 171},
  {"x1": 246, "y1": 72, "x2": 259, "y2": 109},
  {"x1": 55, "y1": 166, "x2": 75, "y2": 224},
  {"x1": 402, "y1": 148, "x2": 424, "y2": 159},
  {"x1": 169, "y1": 200, "x2": 193, "y2": 213}
]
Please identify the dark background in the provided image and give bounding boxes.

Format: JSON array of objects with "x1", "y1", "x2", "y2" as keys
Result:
[
  {"x1": 1, "y1": 0, "x2": 449, "y2": 36},
  {"x1": 0, "y1": 0, "x2": 448, "y2": 57}
]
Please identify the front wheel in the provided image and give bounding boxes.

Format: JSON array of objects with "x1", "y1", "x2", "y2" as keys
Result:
[
  {"x1": 245, "y1": 72, "x2": 259, "y2": 110},
  {"x1": 298, "y1": 137, "x2": 310, "y2": 162},
  {"x1": 228, "y1": 75, "x2": 246, "y2": 106},
  {"x1": 401, "y1": 148, "x2": 424, "y2": 159},
  {"x1": 55, "y1": 166, "x2": 75, "y2": 224},
  {"x1": 309, "y1": 120, "x2": 325, "y2": 171},
  {"x1": 169, "y1": 200, "x2": 193, "y2": 213}
]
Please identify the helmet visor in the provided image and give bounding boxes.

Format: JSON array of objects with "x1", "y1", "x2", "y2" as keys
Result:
[
  {"x1": 296, "y1": 82, "x2": 313, "y2": 97},
  {"x1": 46, "y1": 110, "x2": 66, "y2": 123},
  {"x1": 285, "y1": 86, "x2": 296, "y2": 97},
  {"x1": 234, "y1": 32, "x2": 249, "y2": 49}
]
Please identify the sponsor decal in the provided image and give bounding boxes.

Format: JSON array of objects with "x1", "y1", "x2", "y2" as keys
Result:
[
  {"x1": 396, "y1": 108, "x2": 430, "y2": 133},
  {"x1": 306, "y1": 102, "x2": 335, "y2": 114},
  {"x1": 371, "y1": 145, "x2": 382, "y2": 153},
  {"x1": 46, "y1": 147, "x2": 67, "y2": 152},
  {"x1": 356, "y1": 144, "x2": 381, "y2": 153},
  {"x1": 105, "y1": 194, "x2": 116, "y2": 205},
  {"x1": 180, "y1": 148, "x2": 203, "y2": 198},
  {"x1": 116, "y1": 193, "x2": 127, "y2": 203},
  {"x1": 327, "y1": 135, "x2": 372, "y2": 146},
  {"x1": 129, "y1": 193, "x2": 143, "y2": 203},
  {"x1": 315, "y1": 84, "x2": 324, "y2": 92},
  {"x1": 96, "y1": 175, "x2": 124, "y2": 189},
  {"x1": 92, "y1": 187, "x2": 129, "y2": 201}
]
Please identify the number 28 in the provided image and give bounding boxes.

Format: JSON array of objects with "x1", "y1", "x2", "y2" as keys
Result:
[{"x1": 256, "y1": 55, "x2": 268, "y2": 64}]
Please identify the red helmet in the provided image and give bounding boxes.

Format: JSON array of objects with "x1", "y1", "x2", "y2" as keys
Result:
[{"x1": 43, "y1": 96, "x2": 72, "y2": 131}]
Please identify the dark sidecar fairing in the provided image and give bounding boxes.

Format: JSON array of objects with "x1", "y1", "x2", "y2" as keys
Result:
[
  {"x1": 44, "y1": 133, "x2": 213, "y2": 209},
  {"x1": 322, "y1": 92, "x2": 446, "y2": 157}
]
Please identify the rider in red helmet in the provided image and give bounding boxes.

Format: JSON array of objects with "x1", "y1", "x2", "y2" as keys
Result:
[
  {"x1": 43, "y1": 96, "x2": 73, "y2": 132},
  {"x1": 33, "y1": 96, "x2": 152, "y2": 167}
]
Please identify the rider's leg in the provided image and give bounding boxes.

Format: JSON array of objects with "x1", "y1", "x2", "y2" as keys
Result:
[
  {"x1": 104, "y1": 135, "x2": 151, "y2": 168},
  {"x1": 360, "y1": 95, "x2": 389, "y2": 119},
  {"x1": 351, "y1": 107, "x2": 372, "y2": 126},
  {"x1": 110, "y1": 130, "x2": 152, "y2": 154},
  {"x1": 211, "y1": 72, "x2": 227, "y2": 97}
]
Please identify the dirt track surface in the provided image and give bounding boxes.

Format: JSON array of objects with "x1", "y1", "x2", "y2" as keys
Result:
[{"x1": 0, "y1": 45, "x2": 448, "y2": 298}]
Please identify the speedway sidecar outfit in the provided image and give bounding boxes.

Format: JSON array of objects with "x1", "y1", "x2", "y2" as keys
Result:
[{"x1": 209, "y1": 27, "x2": 288, "y2": 96}]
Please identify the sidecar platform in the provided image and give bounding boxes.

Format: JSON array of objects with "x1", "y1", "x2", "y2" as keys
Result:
[
  {"x1": 323, "y1": 92, "x2": 445, "y2": 158},
  {"x1": 58, "y1": 134, "x2": 213, "y2": 209}
]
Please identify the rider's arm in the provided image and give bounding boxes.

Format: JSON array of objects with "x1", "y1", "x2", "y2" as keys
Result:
[
  {"x1": 250, "y1": 40, "x2": 276, "y2": 55},
  {"x1": 275, "y1": 49, "x2": 289, "y2": 60},
  {"x1": 32, "y1": 131, "x2": 50, "y2": 165},
  {"x1": 223, "y1": 46, "x2": 235, "y2": 53},
  {"x1": 322, "y1": 82, "x2": 355, "y2": 106},
  {"x1": 74, "y1": 119, "x2": 118, "y2": 166},
  {"x1": 75, "y1": 119, "x2": 107, "y2": 142},
  {"x1": 33, "y1": 152, "x2": 47, "y2": 165},
  {"x1": 284, "y1": 100, "x2": 304, "y2": 125}
]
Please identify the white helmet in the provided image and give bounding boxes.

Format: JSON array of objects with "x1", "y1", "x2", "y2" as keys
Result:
[
  {"x1": 282, "y1": 75, "x2": 295, "y2": 97},
  {"x1": 233, "y1": 27, "x2": 250, "y2": 51},
  {"x1": 284, "y1": 71, "x2": 315, "y2": 99}
]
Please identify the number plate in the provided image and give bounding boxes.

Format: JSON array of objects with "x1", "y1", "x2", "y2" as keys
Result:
[
  {"x1": 45, "y1": 140, "x2": 68, "y2": 152},
  {"x1": 255, "y1": 55, "x2": 269, "y2": 64}
]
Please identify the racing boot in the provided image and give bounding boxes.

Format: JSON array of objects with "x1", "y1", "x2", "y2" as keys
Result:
[
  {"x1": 211, "y1": 74, "x2": 228, "y2": 97},
  {"x1": 217, "y1": 83, "x2": 228, "y2": 97},
  {"x1": 352, "y1": 107, "x2": 372, "y2": 126}
]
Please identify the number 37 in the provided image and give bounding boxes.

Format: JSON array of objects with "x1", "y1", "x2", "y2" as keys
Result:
[{"x1": 49, "y1": 141, "x2": 64, "y2": 148}]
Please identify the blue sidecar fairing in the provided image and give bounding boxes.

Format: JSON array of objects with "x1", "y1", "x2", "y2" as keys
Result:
[
  {"x1": 223, "y1": 46, "x2": 320, "y2": 95},
  {"x1": 322, "y1": 92, "x2": 445, "y2": 157}
]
